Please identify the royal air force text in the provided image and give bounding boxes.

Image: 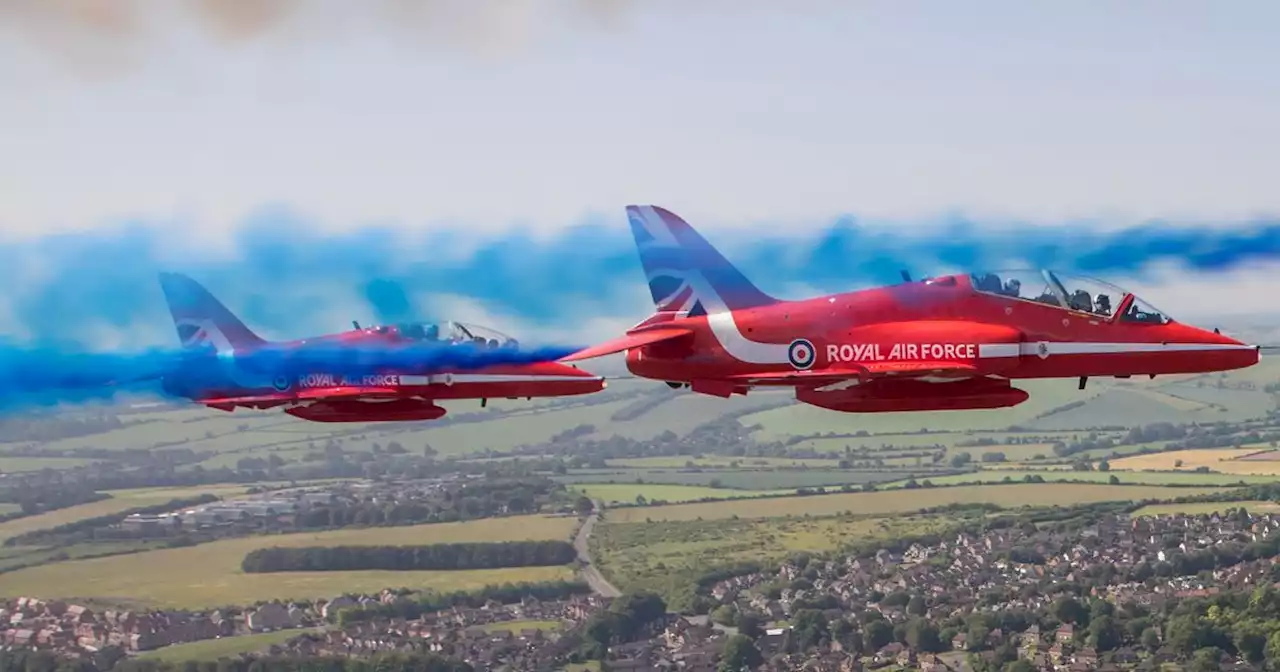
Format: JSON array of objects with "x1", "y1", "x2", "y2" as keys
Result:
[
  {"x1": 298, "y1": 374, "x2": 401, "y2": 388},
  {"x1": 826, "y1": 343, "x2": 978, "y2": 363}
]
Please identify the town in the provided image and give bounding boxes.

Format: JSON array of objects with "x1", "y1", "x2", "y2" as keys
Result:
[{"x1": 8, "y1": 504, "x2": 1280, "y2": 671}]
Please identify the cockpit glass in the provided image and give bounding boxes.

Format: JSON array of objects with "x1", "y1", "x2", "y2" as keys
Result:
[
  {"x1": 967, "y1": 269, "x2": 1170, "y2": 322},
  {"x1": 385, "y1": 321, "x2": 519, "y2": 347},
  {"x1": 1120, "y1": 296, "x2": 1172, "y2": 325}
]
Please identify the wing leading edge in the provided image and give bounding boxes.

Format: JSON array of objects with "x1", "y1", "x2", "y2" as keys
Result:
[{"x1": 560, "y1": 327, "x2": 694, "y2": 362}]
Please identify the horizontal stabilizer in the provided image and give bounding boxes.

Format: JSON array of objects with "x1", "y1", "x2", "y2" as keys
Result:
[{"x1": 560, "y1": 327, "x2": 693, "y2": 362}]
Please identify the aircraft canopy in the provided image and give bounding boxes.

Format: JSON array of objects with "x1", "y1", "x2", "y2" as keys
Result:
[
  {"x1": 966, "y1": 269, "x2": 1172, "y2": 324},
  {"x1": 373, "y1": 321, "x2": 520, "y2": 347}
]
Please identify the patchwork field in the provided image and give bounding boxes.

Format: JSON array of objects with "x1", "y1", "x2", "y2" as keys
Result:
[
  {"x1": 1108, "y1": 448, "x2": 1268, "y2": 471},
  {"x1": 0, "y1": 514, "x2": 579, "y2": 609},
  {"x1": 601, "y1": 483, "x2": 1223, "y2": 523}
]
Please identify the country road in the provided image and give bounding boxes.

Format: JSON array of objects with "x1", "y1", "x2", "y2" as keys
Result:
[{"x1": 573, "y1": 500, "x2": 620, "y2": 598}]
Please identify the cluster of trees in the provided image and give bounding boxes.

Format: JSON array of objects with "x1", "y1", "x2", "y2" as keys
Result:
[
  {"x1": 331, "y1": 580, "x2": 592, "y2": 625},
  {"x1": 573, "y1": 591, "x2": 669, "y2": 660},
  {"x1": 3, "y1": 494, "x2": 220, "y2": 547},
  {"x1": 289, "y1": 477, "x2": 567, "y2": 530},
  {"x1": 0, "y1": 486, "x2": 109, "y2": 523},
  {"x1": 241, "y1": 540, "x2": 576, "y2": 573}
]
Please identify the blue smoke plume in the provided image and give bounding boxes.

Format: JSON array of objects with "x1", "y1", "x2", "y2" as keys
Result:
[{"x1": 0, "y1": 340, "x2": 581, "y2": 412}]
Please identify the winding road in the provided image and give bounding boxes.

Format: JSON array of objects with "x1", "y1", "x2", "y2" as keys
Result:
[{"x1": 573, "y1": 500, "x2": 621, "y2": 598}]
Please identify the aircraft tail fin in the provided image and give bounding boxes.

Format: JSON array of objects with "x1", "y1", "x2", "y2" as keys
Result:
[
  {"x1": 625, "y1": 205, "x2": 778, "y2": 317},
  {"x1": 158, "y1": 272, "x2": 267, "y2": 353}
]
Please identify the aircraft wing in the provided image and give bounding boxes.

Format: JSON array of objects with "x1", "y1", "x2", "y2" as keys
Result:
[
  {"x1": 560, "y1": 327, "x2": 694, "y2": 362},
  {"x1": 727, "y1": 361, "x2": 979, "y2": 385},
  {"x1": 201, "y1": 386, "x2": 402, "y2": 408}
]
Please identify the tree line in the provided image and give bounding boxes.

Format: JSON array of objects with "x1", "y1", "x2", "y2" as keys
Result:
[
  {"x1": 241, "y1": 540, "x2": 577, "y2": 573},
  {"x1": 331, "y1": 580, "x2": 592, "y2": 624}
]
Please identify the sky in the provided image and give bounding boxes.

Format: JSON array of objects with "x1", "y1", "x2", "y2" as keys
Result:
[{"x1": 2, "y1": 0, "x2": 1279, "y2": 345}]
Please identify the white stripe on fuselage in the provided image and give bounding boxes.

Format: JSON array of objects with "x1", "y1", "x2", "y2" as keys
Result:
[
  {"x1": 704, "y1": 311, "x2": 792, "y2": 365},
  {"x1": 396, "y1": 374, "x2": 600, "y2": 385},
  {"x1": 1015, "y1": 342, "x2": 1255, "y2": 356}
]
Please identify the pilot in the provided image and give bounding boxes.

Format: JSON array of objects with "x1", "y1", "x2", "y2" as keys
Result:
[
  {"x1": 1069, "y1": 289, "x2": 1092, "y2": 312},
  {"x1": 1002, "y1": 278, "x2": 1021, "y2": 297},
  {"x1": 1095, "y1": 294, "x2": 1112, "y2": 315},
  {"x1": 402, "y1": 323, "x2": 426, "y2": 340},
  {"x1": 424, "y1": 324, "x2": 439, "y2": 340}
]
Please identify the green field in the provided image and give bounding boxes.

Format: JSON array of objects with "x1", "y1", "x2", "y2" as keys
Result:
[
  {"x1": 1131, "y1": 500, "x2": 1280, "y2": 517},
  {"x1": 607, "y1": 456, "x2": 843, "y2": 469},
  {"x1": 479, "y1": 619, "x2": 564, "y2": 633},
  {"x1": 602, "y1": 483, "x2": 1223, "y2": 523},
  {"x1": 0, "y1": 514, "x2": 579, "y2": 609},
  {"x1": 0, "y1": 456, "x2": 100, "y2": 472},
  {"x1": 593, "y1": 513, "x2": 950, "y2": 602},
  {"x1": 571, "y1": 483, "x2": 785, "y2": 504},
  {"x1": 137, "y1": 629, "x2": 317, "y2": 662}
]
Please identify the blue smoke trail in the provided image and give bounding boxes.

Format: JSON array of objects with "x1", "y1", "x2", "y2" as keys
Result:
[
  {"x1": 0, "y1": 340, "x2": 582, "y2": 411},
  {"x1": 3, "y1": 207, "x2": 1280, "y2": 356}
]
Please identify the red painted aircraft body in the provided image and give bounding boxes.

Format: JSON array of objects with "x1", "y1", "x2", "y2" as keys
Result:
[
  {"x1": 563, "y1": 206, "x2": 1260, "y2": 413},
  {"x1": 158, "y1": 273, "x2": 603, "y2": 422}
]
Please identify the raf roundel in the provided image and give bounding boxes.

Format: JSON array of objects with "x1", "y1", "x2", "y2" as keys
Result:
[
  {"x1": 272, "y1": 375, "x2": 292, "y2": 391},
  {"x1": 788, "y1": 339, "x2": 816, "y2": 370}
]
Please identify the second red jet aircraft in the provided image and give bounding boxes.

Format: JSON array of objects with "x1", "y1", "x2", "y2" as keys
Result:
[{"x1": 563, "y1": 205, "x2": 1261, "y2": 413}]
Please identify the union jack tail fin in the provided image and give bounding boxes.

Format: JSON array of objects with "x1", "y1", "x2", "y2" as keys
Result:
[
  {"x1": 158, "y1": 272, "x2": 267, "y2": 353},
  {"x1": 626, "y1": 205, "x2": 778, "y2": 318}
]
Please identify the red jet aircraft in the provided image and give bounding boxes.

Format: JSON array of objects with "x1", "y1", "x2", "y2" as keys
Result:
[
  {"x1": 562, "y1": 205, "x2": 1261, "y2": 413},
  {"x1": 158, "y1": 272, "x2": 604, "y2": 422}
]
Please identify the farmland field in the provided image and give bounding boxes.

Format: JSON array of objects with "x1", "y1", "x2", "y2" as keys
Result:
[
  {"x1": 0, "y1": 456, "x2": 100, "y2": 472},
  {"x1": 602, "y1": 483, "x2": 1223, "y2": 523},
  {"x1": 882, "y1": 469, "x2": 1272, "y2": 488},
  {"x1": 0, "y1": 484, "x2": 253, "y2": 543},
  {"x1": 556, "y1": 468, "x2": 928, "y2": 490},
  {"x1": 1108, "y1": 448, "x2": 1268, "y2": 471},
  {"x1": 570, "y1": 483, "x2": 784, "y2": 504},
  {"x1": 1131, "y1": 501, "x2": 1280, "y2": 518},
  {"x1": 607, "y1": 456, "x2": 843, "y2": 469},
  {"x1": 0, "y1": 514, "x2": 579, "y2": 609},
  {"x1": 137, "y1": 629, "x2": 316, "y2": 662},
  {"x1": 592, "y1": 513, "x2": 952, "y2": 603}
]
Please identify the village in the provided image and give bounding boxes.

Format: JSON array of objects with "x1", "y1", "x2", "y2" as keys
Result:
[{"x1": 4, "y1": 507, "x2": 1280, "y2": 671}]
